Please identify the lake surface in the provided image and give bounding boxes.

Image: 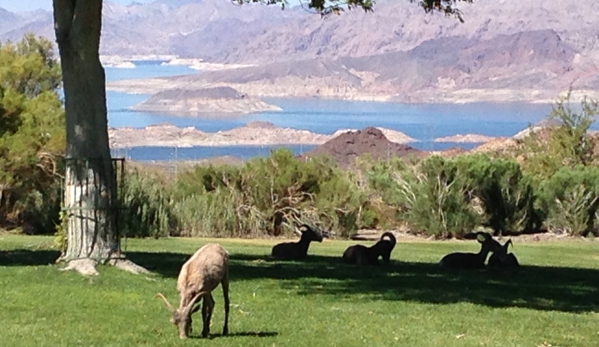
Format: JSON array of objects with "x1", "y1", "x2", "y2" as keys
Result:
[{"x1": 105, "y1": 62, "x2": 578, "y2": 161}]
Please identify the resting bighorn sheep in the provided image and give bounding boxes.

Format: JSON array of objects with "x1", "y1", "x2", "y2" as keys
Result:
[
  {"x1": 342, "y1": 232, "x2": 397, "y2": 266},
  {"x1": 488, "y1": 239, "x2": 520, "y2": 269},
  {"x1": 271, "y1": 224, "x2": 328, "y2": 260},
  {"x1": 439, "y1": 232, "x2": 504, "y2": 269},
  {"x1": 156, "y1": 243, "x2": 230, "y2": 339}
]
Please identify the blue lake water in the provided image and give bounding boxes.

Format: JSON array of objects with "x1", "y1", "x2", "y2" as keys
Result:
[{"x1": 105, "y1": 63, "x2": 590, "y2": 161}]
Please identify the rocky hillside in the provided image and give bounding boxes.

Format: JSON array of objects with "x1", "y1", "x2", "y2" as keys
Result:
[
  {"x1": 5, "y1": 0, "x2": 599, "y2": 102},
  {"x1": 300, "y1": 127, "x2": 425, "y2": 168},
  {"x1": 108, "y1": 28, "x2": 599, "y2": 103},
  {"x1": 4, "y1": 0, "x2": 599, "y2": 63}
]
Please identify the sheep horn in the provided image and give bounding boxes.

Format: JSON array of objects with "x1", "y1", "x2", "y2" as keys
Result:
[
  {"x1": 183, "y1": 291, "x2": 207, "y2": 316},
  {"x1": 156, "y1": 293, "x2": 175, "y2": 312}
]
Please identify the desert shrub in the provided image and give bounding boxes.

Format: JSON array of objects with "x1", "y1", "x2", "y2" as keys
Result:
[
  {"x1": 0, "y1": 35, "x2": 65, "y2": 233},
  {"x1": 519, "y1": 92, "x2": 598, "y2": 179},
  {"x1": 172, "y1": 186, "x2": 269, "y2": 238},
  {"x1": 120, "y1": 170, "x2": 176, "y2": 238},
  {"x1": 164, "y1": 148, "x2": 368, "y2": 237},
  {"x1": 366, "y1": 157, "x2": 410, "y2": 228},
  {"x1": 538, "y1": 165, "x2": 599, "y2": 236},
  {"x1": 15, "y1": 187, "x2": 62, "y2": 234},
  {"x1": 454, "y1": 154, "x2": 542, "y2": 235},
  {"x1": 312, "y1": 169, "x2": 372, "y2": 237},
  {"x1": 369, "y1": 155, "x2": 479, "y2": 238}
]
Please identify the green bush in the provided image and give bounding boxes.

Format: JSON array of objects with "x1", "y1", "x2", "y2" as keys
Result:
[
  {"x1": 118, "y1": 149, "x2": 371, "y2": 238},
  {"x1": 538, "y1": 165, "x2": 599, "y2": 236},
  {"x1": 369, "y1": 155, "x2": 479, "y2": 238},
  {"x1": 519, "y1": 92, "x2": 598, "y2": 179},
  {"x1": 0, "y1": 34, "x2": 65, "y2": 233},
  {"x1": 454, "y1": 154, "x2": 542, "y2": 235},
  {"x1": 120, "y1": 170, "x2": 176, "y2": 238}
]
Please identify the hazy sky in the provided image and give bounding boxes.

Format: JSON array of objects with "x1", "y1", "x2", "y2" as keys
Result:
[{"x1": 0, "y1": 0, "x2": 157, "y2": 12}]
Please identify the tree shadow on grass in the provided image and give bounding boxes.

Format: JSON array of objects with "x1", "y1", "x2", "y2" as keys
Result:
[
  {"x1": 0, "y1": 249, "x2": 59, "y2": 266},
  {"x1": 2, "y1": 249, "x2": 598, "y2": 314},
  {"x1": 128, "y1": 251, "x2": 599, "y2": 314}
]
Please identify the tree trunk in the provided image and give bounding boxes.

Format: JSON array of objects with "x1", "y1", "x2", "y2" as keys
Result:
[{"x1": 53, "y1": 0, "x2": 147, "y2": 276}]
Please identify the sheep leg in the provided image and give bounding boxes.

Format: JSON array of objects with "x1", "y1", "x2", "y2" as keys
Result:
[
  {"x1": 190, "y1": 296, "x2": 203, "y2": 335},
  {"x1": 222, "y1": 279, "x2": 230, "y2": 336},
  {"x1": 201, "y1": 297, "x2": 210, "y2": 338},
  {"x1": 201, "y1": 294, "x2": 215, "y2": 338},
  {"x1": 382, "y1": 252, "x2": 390, "y2": 264}
]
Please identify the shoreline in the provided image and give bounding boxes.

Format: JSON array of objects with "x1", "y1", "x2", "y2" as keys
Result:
[
  {"x1": 107, "y1": 123, "x2": 421, "y2": 149},
  {"x1": 106, "y1": 75, "x2": 599, "y2": 105}
]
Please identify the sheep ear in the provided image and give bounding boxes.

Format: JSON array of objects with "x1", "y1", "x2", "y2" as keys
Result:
[{"x1": 299, "y1": 225, "x2": 308, "y2": 233}]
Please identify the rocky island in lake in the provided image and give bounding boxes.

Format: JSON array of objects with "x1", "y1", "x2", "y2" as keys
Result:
[
  {"x1": 108, "y1": 122, "x2": 417, "y2": 149},
  {"x1": 130, "y1": 86, "x2": 282, "y2": 115},
  {"x1": 433, "y1": 134, "x2": 496, "y2": 143}
]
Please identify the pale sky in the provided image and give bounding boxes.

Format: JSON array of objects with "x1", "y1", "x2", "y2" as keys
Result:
[{"x1": 0, "y1": 0, "x2": 157, "y2": 12}]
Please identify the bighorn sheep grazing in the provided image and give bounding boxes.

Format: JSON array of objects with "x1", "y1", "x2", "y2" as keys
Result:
[
  {"x1": 156, "y1": 243, "x2": 230, "y2": 339},
  {"x1": 439, "y1": 232, "x2": 504, "y2": 270},
  {"x1": 488, "y1": 239, "x2": 520, "y2": 269},
  {"x1": 342, "y1": 232, "x2": 397, "y2": 266},
  {"x1": 271, "y1": 224, "x2": 328, "y2": 260}
]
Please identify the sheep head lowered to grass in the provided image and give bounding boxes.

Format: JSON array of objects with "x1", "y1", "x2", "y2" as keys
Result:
[
  {"x1": 439, "y1": 232, "x2": 504, "y2": 270},
  {"x1": 271, "y1": 224, "x2": 330, "y2": 260},
  {"x1": 156, "y1": 243, "x2": 230, "y2": 339}
]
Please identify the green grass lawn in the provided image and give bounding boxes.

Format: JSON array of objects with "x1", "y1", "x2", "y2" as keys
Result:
[{"x1": 1, "y1": 234, "x2": 598, "y2": 347}]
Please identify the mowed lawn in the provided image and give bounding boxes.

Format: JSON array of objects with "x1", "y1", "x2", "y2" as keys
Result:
[{"x1": 1, "y1": 235, "x2": 598, "y2": 347}]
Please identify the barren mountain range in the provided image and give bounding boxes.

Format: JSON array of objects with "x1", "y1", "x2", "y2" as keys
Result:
[
  {"x1": 3, "y1": 0, "x2": 599, "y2": 61},
  {"x1": 108, "y1": 27, "x2": 599, "y2": 102},
  {"x1": 3, "y1": 0, "x2": 599, "y2": 102}
]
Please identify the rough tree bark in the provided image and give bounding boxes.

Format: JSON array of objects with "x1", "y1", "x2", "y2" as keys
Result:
[{"x1": 53, "y1": 0, "x2": 147, "y2": 276}]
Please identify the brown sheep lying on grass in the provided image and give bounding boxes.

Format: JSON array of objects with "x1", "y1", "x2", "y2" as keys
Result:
[
  {"x1": 271, "y1": 224, "x2": 330, "y2": 260},
  {"x1": 439, "y1": 232, "x2": 504, "y2": 270},
  {"x1": 488, "y1": 238, "x2": 520, "y2": 269},
  {"x1": 342, "y1": 232, "x2": 397, "y2": 266}
]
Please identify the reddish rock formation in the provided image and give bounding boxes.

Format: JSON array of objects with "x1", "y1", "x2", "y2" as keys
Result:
[{"x1": 300, "y1": 127, "x2": 425, "y2": 167}]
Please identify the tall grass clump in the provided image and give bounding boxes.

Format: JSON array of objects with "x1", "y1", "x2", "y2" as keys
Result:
[
  {"x1": 120, "y1": 170, "x2": 176, "y2": 238},
  {"x1": 163, "y1": 149, "x2": 372, "y2": 238},
  {"x1": 454, "y1": 154, "x2": 542, "y2": 235},
  {"x1": 368, "y1": 155, "x2": 479, "y2": 238},
  {"x1": 538, "y1": 165, "x2": 599, "y2": 236}
]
